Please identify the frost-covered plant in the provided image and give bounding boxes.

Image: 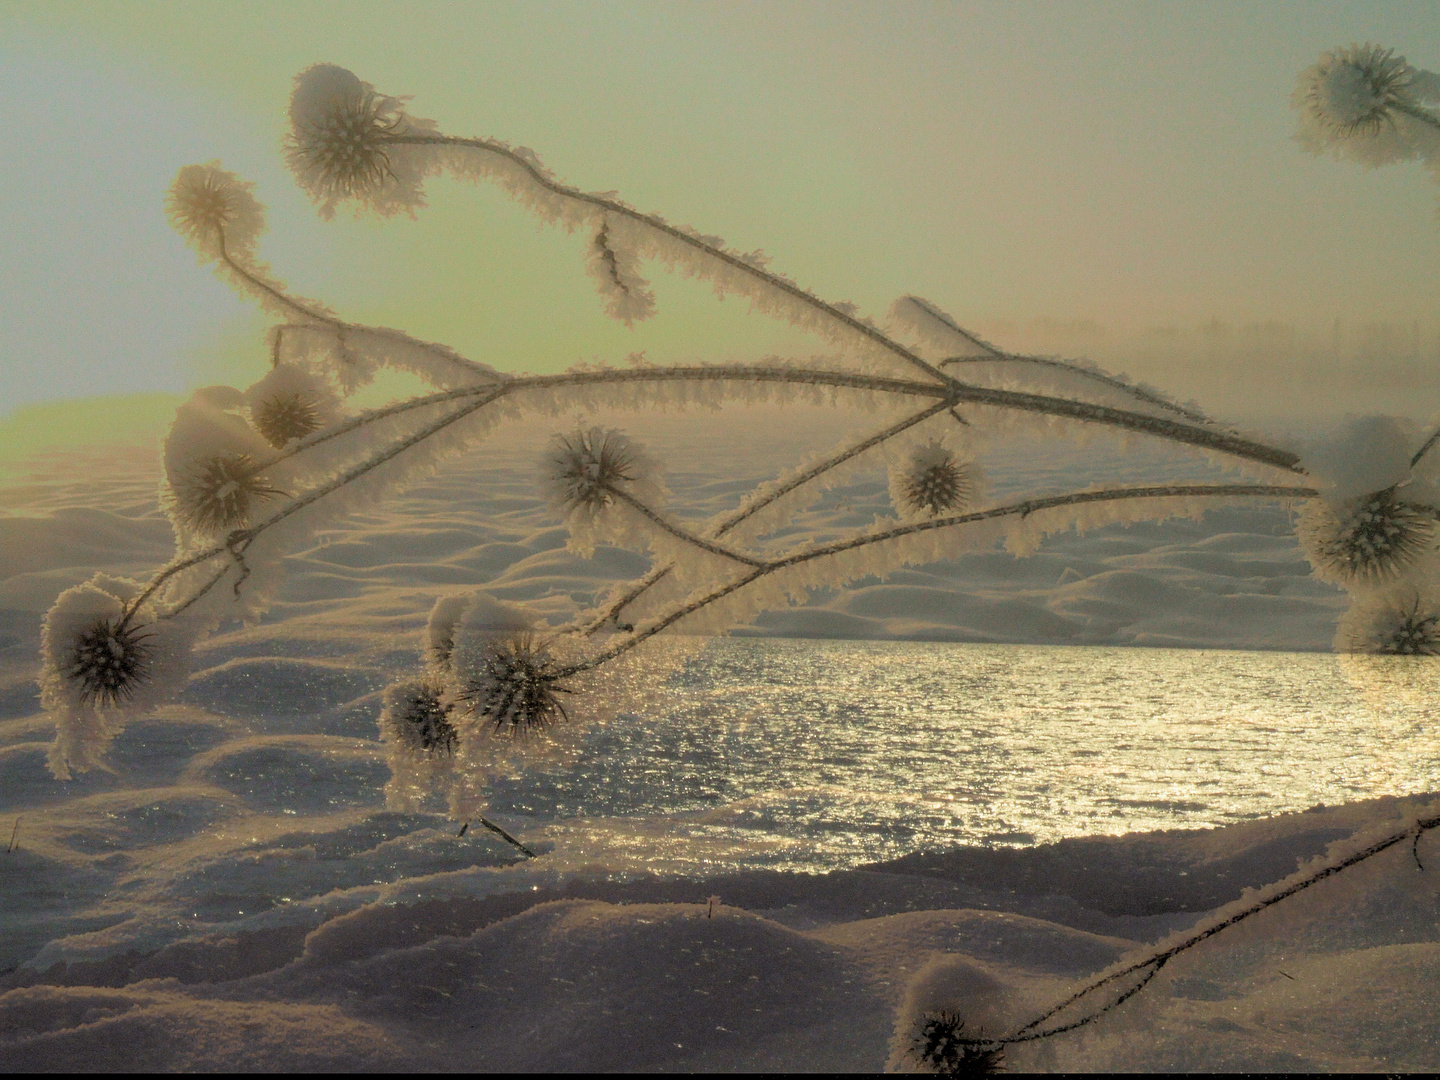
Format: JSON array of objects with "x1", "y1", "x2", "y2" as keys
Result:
[
  {"x1": 1294, "y1": 43, "x2": 1440, "y2": 208},
  {"x1": 910, "y1": 1011, "x2": 1005, "y2": 1076},
  {"x1": 30, "y1": 54, "x2": 1436, "y2": 817}
]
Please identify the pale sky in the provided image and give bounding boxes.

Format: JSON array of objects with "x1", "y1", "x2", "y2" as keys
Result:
[{"x1": 2, "y1": 0, "x2": 1437, "y2": 432}]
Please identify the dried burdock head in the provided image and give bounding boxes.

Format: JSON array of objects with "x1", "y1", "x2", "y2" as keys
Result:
[
  {"x1": 462, "y1": 633, "x2": 572, "y2": 734},
  {"x1": 911, "y1": 1012, "x2": 1006, "y2": 1077},
  {"x1": 395, "y1": 683, "x2": 458, "y2": 755},
  {"x1": 899, "y1": 441, "x2": 975, "y2": 517},
  {"x1": 287, "y1": 64, "x2": 404, "y2": 204},
  {"x1": 252, "y1": 391, "x2": 323, "y2": 448},
  {"x1": 62, "y1": 616, "x2": 154, "y2": 708},
  {"x1": 1299, "y1": 487, "x2": 1438, "y2": 586},
  {"x1": 1298, "y1": 43, "x2": 1415, "y2": 137},
  {"x1": 543, "y1": 428, "x2": 641, "y2": 515},
  {"x1": 165, "y1": 162, "x2": 265, "y2": 261},
  {"x1": 175, "y1": 453, "x2": 286, "y2": 535}
]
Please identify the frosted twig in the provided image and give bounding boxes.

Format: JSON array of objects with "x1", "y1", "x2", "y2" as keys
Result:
[
  {"x1": 567, "y1": 482, "x2": 1319, "y2": 675},
  {"x1": 389, "y1": 133, "x2": 953, "y2": 387},
  {"x1": 458, "y1": 817, "x2": 535, "y2": 858},
  {"x1": 960, "y1": 810, "x2": 1440, "y2": 1049}
]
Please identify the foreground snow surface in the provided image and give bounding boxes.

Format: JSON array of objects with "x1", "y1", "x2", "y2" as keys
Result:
[
  {"x1": 4, "y1": 794, "x2": 1440, "y2": 1072},
  {"x1": 3, "y1": 410, "x2": 1436, "y2": 1071}
]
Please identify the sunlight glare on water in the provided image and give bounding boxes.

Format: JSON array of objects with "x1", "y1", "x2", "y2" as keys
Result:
[{"x1": 483, "y1": 640, "x2": 1440, "y2": 875}]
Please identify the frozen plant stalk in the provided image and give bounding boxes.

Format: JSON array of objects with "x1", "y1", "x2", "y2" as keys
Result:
[{"x1": 31, "y1": 53, "x2": 1438, "y2": 811}]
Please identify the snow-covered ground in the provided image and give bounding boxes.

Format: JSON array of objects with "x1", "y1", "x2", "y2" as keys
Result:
[{"x1": 3, "y1": 405, "x2": 1436, "y2": 1071}]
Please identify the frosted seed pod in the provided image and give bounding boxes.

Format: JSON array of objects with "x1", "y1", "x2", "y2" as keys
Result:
[
  {"x1": 1336, "y1": 590, "x2": 1440, "y2": 655},
  {"x1": 542, "y1": 427, "x2": 645, "y2": 515},
  {"x1": 1297, "y1": 44, "x2": 1415, "y2": 138},
  {"x1": 890, "y1": 440, "x2": 978, "y2": 519},
  {"x1": 460, "y1": 633, "x2": 572, "y2": 734},
  {"x1": 173, "y1": 453, "x2": 286, "y2": 536},
  {"x1": 40, "y1": 574, "x2": 197, "y2": 777},
  {"x1": 165, "y1": 162, "x2": 265, "y2": 262},
  {"x1": 1297, "y1": 488, "x2": 1438, "y2": 586},
  {"x1": 165, "y1": 387, "x2": 287, "y2": 540},
  {"x1": 244, "y1": 364, "x2": 340, "y2": 448},
  {"x1": 380, "y1": 680, "x2": 458, "y2": 758}
]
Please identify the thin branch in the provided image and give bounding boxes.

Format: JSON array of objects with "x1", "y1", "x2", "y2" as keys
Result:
[
  {"x1": 564, "y1": 482, "x2": 1319, "y2": 674},
  {"x1": 586, "y1": 402, "x2": 953, "y2": 633},
  {"x1": 973, "y1": 810, "x2": 1440, "y2": 1048},
  {"x1": 606, "y1": 488, "x2": 765, "y2": 567},
  {"x1": 388, "y1": 132, "x2": 953, "y2": 388}
]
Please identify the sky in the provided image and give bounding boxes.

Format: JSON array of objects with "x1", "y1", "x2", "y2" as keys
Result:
[{"x1": 2, "y1": 0, "x2": 1438, "y2": 443}]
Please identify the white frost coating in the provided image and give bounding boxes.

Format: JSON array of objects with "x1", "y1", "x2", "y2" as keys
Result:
[
  {"x1": 1299, "y1": 415, "x2": 1420, "y2": 503},
  {"x1": 582, "y1": 214, "x2": 657, "y2": 325},
  {"x1": 1293, "y1": 44, "x2": 1440, "y2": 169},
  {"x1": 39, "y1": 574, "x2": 197, "y2": 779},
  {"x1": 426, "y1": 593, "x2": 475, "y2": 669},
  {"x1": 163, "y1": 386, "x2": 288, "y2": 547},
  {"x1": 379, "y1": 678, "x2": 457, "y2": 811},
  {"x1": 286, "y1": 63, "x2": 440, "y2": 219},
  {"x1": 888, "y1": 295, "x2": 1001, "y2": 360}
]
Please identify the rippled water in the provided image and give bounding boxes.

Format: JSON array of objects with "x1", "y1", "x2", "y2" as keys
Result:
[{"x1": 483, "y1": 640, "x2": 1440, "y2": 874}]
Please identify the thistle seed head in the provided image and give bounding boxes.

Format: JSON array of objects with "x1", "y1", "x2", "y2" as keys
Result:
[
  {"x1": 1338, "y1": 592, "x2": 1440, "y2": 656},
  {"x1": 165, "y1": 162, "x2": 265, "y2": 260},
  {"x1": 175, "y1": 453, "x2": 286, "y2": 535},
  {"x1": 252, "y1": 392, "x2": 323, "y2": 448},
  {"x1": 287, "y1": 64, "x2": 404, "y2": 204},
  {"x1": 543, "y1": 428, "x2": 641, "y2": 515},
  {"x1": 461, "y1": 634, "x2": 572, "y2": 734},
  {"x1": 62, "y1": 617, "x2": 154, "y2": 708},
  {"x1": 1299, "y1": 43, "x2": 1414, "y2": 137},
  {"x1": 911, "y1": 1012, "x2": 1006, "y2": 1077},
  {"x1": 898, "y1": 442, "x2": 974, "y2": 517},
  {"x1": 1300, "y1": 488, "x2": 1438, "y2": 585},
  {"x1": 395, "y1": 683, "x2": 458, "y2": 755}
]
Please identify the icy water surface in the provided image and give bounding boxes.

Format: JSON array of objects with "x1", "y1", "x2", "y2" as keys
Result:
[{"x1": 481, "y1": 639, "x2": 1440, "y2": 873}]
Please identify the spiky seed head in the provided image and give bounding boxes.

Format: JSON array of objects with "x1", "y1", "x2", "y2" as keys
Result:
[
  {"x1": 899, "y1": 442, "x2": 974, "y2": 517},
  {"x1": 1297, "y1": 43, "x2": 1415, "y2": 138},
  {"x1": 910, "y1": 1012, "x2": 1006, "y2": 1077},
  {"x1": 252, "y1": 392, "x2": 323, "y2": 448},
  {"x1": 461, "y1": 633, "x2": 572, "y2": 734},
  {"x1": 287, "y1": 64, "x2": 404, "y2": 204},
  {"x1": 1299, "y1": 488, "x2": 1438, "y2": 586},
  {"x1": 62, "y1": 617, "x2": 154, "y2": 708},
  {"x1": 174, "y1": 453, "x2": 286, "y2": 535},
  {"x1": 166, "y1": 162, "x2": 265, "y2": 261},
  {"x1": 543, "y1": 428, "x2": 641, "y2": 515},
  {"x1": 1338, "y1": 592, "x2": 1440, "y2": 656},
  {"x1": 1376, "y1": 607, "x2": 1440, "y2": 656},
  {"x1": 395, "y1": 683, "x2": 458, "y2": 755}
]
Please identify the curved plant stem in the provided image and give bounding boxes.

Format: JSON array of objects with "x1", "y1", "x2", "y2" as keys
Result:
[
  {"x1": 971, "y1": 810, "x2": 1440, "y2": 1048},
  {"x1": 389, "y1": 133, "x2": 953, "y2": 387},
  {"x1": 564, "y1": 482, "x2": 1319, "y2": 675}
]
